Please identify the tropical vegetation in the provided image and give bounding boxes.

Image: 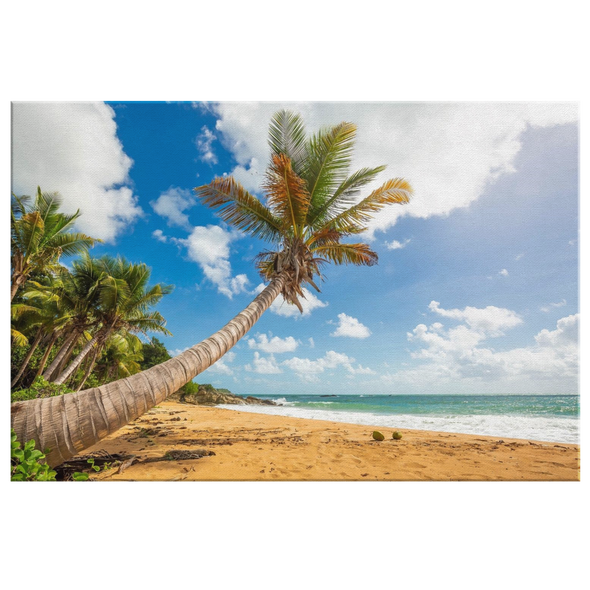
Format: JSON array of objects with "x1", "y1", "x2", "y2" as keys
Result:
[{"x1": 11, "y1": 110, "x2": 412, "y2": 469}]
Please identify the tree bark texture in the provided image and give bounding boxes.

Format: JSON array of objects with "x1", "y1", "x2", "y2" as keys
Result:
[
  {"x1": 11, "y1": 329, "x2": 43, "y2": 388},
  {"x1": 11, "y1": 277, "x2": 284, "y2": 467}
]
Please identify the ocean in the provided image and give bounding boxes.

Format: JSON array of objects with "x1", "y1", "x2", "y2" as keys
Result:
[{"x1": 219, "y1": 394, "x2": 580, "y2": 444}]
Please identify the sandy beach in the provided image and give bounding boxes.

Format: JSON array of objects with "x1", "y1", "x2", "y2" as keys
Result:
[{"x1": 74, "y1": 399, "x2": 580, "y2": 481}]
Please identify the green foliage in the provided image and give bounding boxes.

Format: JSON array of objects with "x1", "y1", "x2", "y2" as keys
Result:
[
  {"x1": 372, "y1": 431, "x2": 385, "y2": 441},
  {"x1": 11, "y1": 376, "x2": 73, "y2": 403},
  {"x1": 182, "y1": 381, "x2": 200, "y2": 395},
  {"x1": 72, "y1": 472, "x2": 89, "y2": 481},
  {"x1": 11, "y1": 429, "x2": 56, "y2": 481},
  {"x1": 392, "y1": 431, "x2": 402, "y2": 440},
  {"x1": 139, "y1": 337, "x2": 172, "y2": 370}
]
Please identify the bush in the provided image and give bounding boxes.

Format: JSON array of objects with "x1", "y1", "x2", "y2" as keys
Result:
[
  {"x1": 11, "y1": 376, "x2": 73, "y2": 403},
  {"x1": 11, "y1": 429, "x2": 56, "y2": 481}
]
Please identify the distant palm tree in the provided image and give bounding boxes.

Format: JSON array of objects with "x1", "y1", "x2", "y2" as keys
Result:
[
  {"x1": 52, "y1": 255, "x2": 172, "y2": 385},
  {"x1": 11, "y1": 111, "x2": 412, "y2": 467},
  {"x1": 92, "y1": 332, "x2": 144, "y2": 386},
  {"x1": 11, "y1": 188, "x2": 99, "y2": 301}
]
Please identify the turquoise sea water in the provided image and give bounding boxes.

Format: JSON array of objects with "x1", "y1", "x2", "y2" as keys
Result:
[{"x1": 219, "y1": 394, "x2": 580, "y2": 443}]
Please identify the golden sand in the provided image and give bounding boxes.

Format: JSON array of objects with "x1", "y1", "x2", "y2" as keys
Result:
[{"x1": 82, "y1": 399, "x2": 580, "y2": 481}]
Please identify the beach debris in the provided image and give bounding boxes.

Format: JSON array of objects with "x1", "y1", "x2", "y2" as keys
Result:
[
  {"x1": 392, "y1": 431, "x2": 402, "y2": 440},
  {"x1": 372, "y1": 431, "x2": 385, "y2": 441}
]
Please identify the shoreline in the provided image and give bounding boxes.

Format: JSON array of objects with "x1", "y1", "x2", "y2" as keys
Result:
[{"x1": 80, "y1": 400, "x2": 580, "y2": 481}]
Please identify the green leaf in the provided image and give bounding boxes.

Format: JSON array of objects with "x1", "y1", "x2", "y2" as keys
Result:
[{"x1": 28, "y1": 450, "x2": 44, "y2": 462}]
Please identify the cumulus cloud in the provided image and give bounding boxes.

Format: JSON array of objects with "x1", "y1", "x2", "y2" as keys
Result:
[
  {"x1": 206, "y1": 351, "x2": 236, "y2": 375},
  {"x1": 428, "y1": 301, "x2": 522, "y2": 336},
  {"x1": 151, "y1": 186, "x2": 196, "y2": 229},
  {"x1": 152, "y1": 229, "x2": 168, "y2": 243},
  {"x1": 254, "y1": 284, "x2": 328, "y2": 318},
  {"x1": 330, "y1": 313, "x2": 371, "y2": 338},
  {"x1": 390, "y1": 308, "x2": 579, "y2": 393},
  {"x1": 499, "y1": 268, "x2": 509, "y2": 277},
  {"x1": 12, "y1": 101, "x2": 142, "y2": 242},
  {"x1": 385, "y1": 239, "x2": 411, "y2": 250},
  {"x1": 210, "y1": 102, "x2": 577, "y2": 238},
  {"x1": 245, "y1": 352, "x2": 282, "y2": 374},
  {"x1": 178, "y1": 225, "x2": 250, "y2": 298},
  {"x1": 195, "y1": 125, "x2": 218, "y2": 164},
  {"x1": 248, "y1": 333, "x2": 299, "y2": 353},
  {"x1": 282, "y1": 350, "x2": 375, "y2": 382}
]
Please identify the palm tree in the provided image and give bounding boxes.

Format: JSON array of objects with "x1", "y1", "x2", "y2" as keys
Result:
[
  {"x1": 92, "y1": 332, "x2": 144, "y2": 386},
  {"x1": 11, "y1": 270, "x2": 76, "y2": 388},
  {"x1": 11, "y1": 188, "x2": 99, "y2": 301},
  {"x1": 39, "y1": 255, "x2": 105, "y2": 382},
  {"x1": 11, "y1": 110, "x2": 412, "y2": 467},
  {"x1": 52, "y1": 255, "x2": 173, "y2": 385}
]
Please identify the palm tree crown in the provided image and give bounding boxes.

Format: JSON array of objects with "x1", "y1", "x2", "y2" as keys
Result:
[
  {"x1": 11, "y1": 187, "x2": 100, "y2": 300},
  {"x1": 195, "y1": 110, "x2": 412, "y2": 312}
]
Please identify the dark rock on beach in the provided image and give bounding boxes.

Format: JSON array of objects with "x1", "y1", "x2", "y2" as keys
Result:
[{"x1": 178, "y1": 384, "x2": 276, "y2": 407}]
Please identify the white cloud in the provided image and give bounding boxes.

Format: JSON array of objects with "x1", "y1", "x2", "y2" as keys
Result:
[
  {"x1": 540, "y1": 299, "x2": 567, "y2": 313},
  {"x1": 195, "y1": 125, "x2": 218, "y2": 164},
  {"x1": 152, "y1": 229, "x2": 168, "y2": 243},
  {"x1": 515, "y1": 252, "x2": 525, "y2": 261},
  {"x1": 151, "y1": 186, "x2": 196, "y2": 229},
  {"x1": 391, "y1": 308, "x2": 578, "y2": 393},
  {"x1": 499, "y1": 268, "x2": 509, "y2": 277},
  {"x1": 245, "y1": 352, "x2": 282, "y2": 374},
  {"x1": 385, "y1": 238, "x2": 411, "y2": 250},
  {"x1": 308, "y1": 337, "x2": 315, "y2": 348},
  {"x1": 428, "y1": 300, "x2": 522, "y2": 336},
  {"x1": 211, "y1": 102, "x2": 577, "y2": 237},
  {"x1": 254, "y1": 284, "x2": 328, "y2": 318},
  {"x1": 179, "y1": 225, "x2": 250, "y2": 298},
  {"x1": 207, "y1": 351, "x2": 236, "y2": 375},
  {"x1": 534, "y1": 314, "x2": 578, "y2": 348},
  {"x1": 11, "y1": 102, "x2": 142, "y2": 242},
  {"x1": 282, "y1": 350, "x2": 374, "y2": 382},
  {"x1": 330, "y1": 313, "x2": 371, "y2": 339},
  {"x1": 247, "y1": 333, "x2": 299, "y2": 353}
]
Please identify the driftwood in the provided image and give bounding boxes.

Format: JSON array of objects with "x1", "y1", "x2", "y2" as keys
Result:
[
  {"x1": 143, "y1": 449, "x2": 216, "y2": 462},
  {"x1": 54, "y1": 450, "x2": 132, "y2": 480}
]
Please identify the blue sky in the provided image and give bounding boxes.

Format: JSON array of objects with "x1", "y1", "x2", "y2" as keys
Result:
[{"x1": 11, "y1": 102, "x2": 579, "y2": 395}]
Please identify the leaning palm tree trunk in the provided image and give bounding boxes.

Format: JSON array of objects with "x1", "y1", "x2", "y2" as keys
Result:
[
  {"x1": 53, "y1": 330, "x2": 103, "y2": 385},
  {"x1": 34, "y1": 331, "x2": 59, "y2": 381},
  {"x1": 11, "y1": 277, "x2": 284, "y2": 468},
  {"x1": 75, "y1": 346, "x2": 101, "y2": 392},
  {"x1": 42, "y1": 331, "x2": 79, "y2": 381},
  {"x1": 11, "y1": 329, "x2": 43, "y2": 388}
]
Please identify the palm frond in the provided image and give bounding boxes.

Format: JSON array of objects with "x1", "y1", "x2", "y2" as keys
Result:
[
  {"x1": 126, "y1": 311, "x2": 172, "y2": 336},
  {"x1": 11, "y1": 327, "x2": 29, "y2": 347},
  {"x1": 99, "y1": 276, "x2": 131, "y2": 311},
  {"x1": 319, "y1": 178, "x2": 413, "y2": 233},
  {"x1": 46, "y1": 232, "x2": 100, "y2": 257},
  {"x1": 268, "y1": 110, "x2": 308, "y2": 175},
  {"x1": 11, "y1": 302, "x2": 42, "y2": 319},
  {"x1": 36, "y1": 188, "x2": 65, "y2": 223},
  {"x1": 303, "y1": 122, "x2": 357, "y2": 211},
  {"x1": 127, "y1": 283, "x2": 173, "y2": 311},
  {"x1": 195, "y1": 177, "x2": 284, "y2": 242},
  {"x1": 307, "y1": 165, "x2": 387, "y2": 226},
  {"x1": 20, "y1": 212, "x2": 45, "y2": 259},
  {"x1": 312, "y1": 242, "x2": 379, "y2": 266},
  {"x1": 263, "y1": 154, "x2": 310, "y2": 237}
]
